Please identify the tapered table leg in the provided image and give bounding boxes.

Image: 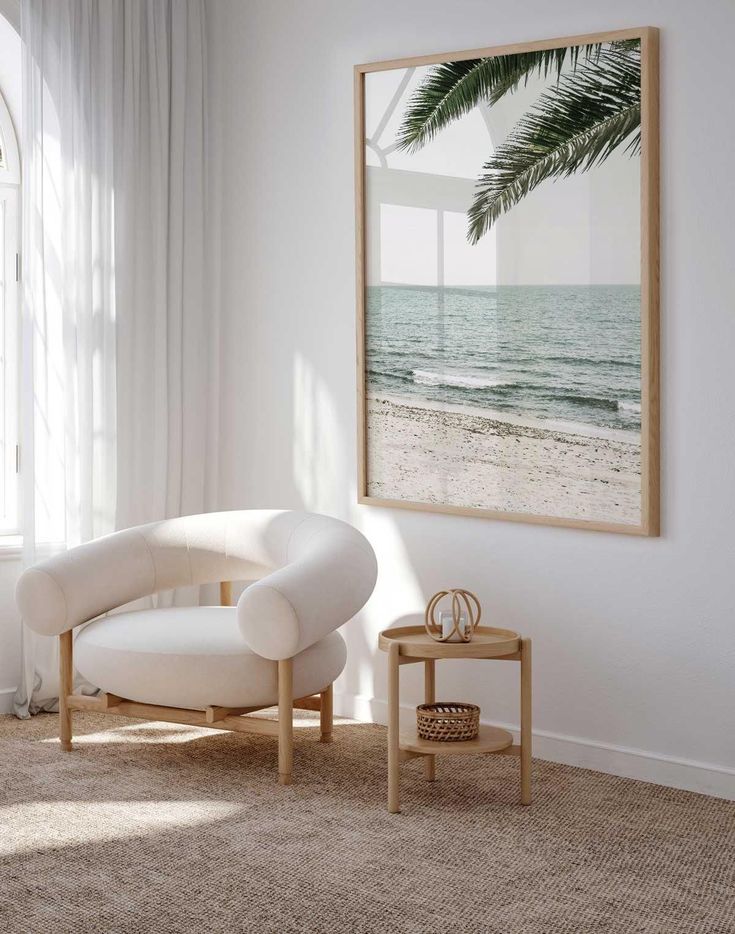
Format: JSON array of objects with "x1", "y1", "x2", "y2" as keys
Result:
[
  {"x1": 520, "y1": 638, "x2": 532, "y2": 805},
  {"x1": 424, "y1": 659, "x2": 436, "y2": 782},
  {"x1": 388, "y1": 642, "x2": 401, "y2": 812}
]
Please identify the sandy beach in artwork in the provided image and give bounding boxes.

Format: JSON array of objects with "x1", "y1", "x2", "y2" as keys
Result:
[{"x1": 366, "y1": 394, "x2": 641, "y2": 524}]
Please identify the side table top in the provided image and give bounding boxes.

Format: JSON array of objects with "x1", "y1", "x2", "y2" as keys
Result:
[{"x1": 378, "y1": 624, "x2": 520, "y2": 659}]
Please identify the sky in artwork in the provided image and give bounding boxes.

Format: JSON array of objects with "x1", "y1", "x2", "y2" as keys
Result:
[{"x1": 365, "y1": 58, "x2": 640, "y2": 287}]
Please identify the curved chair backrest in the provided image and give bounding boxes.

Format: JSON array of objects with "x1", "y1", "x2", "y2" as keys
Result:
[{"x1": 16, "y1": 510, "x2": 378, "y2": 660}]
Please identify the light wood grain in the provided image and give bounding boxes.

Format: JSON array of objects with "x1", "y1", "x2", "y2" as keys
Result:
[
  {"x1": 64, "y1": 698, "x2": 284, "y2": 733},
  {"x1": 205, "y1": 704, "x2": 265, "y2": 723},
  {"x1": 320, "y1": 683, "x2": 333, "y2": 743},
  {"x1": 379, "y1": 625, "x2": 519, "y2": 659},
  {"x1": 67, "y1": 693, "x2": 125, "y2": 712},
  {"x1": 207, "y1": 705, "x2": 233, "y2": 723},
  {"x1": 223, "y1": 715, "x2": 281, "y2": 737},
  {"x1": 278, "y1": 658, "x2": 293, "y2": 785},
  {"x1": 640, "y1": 27, "x2": 661, "y2": 536},
  {"x1": 492, "y1": 744, "x2": 521, "y2": 758},
  {"x1": 388, "y1": 642, "x2": 401, "y2": 813},
  {"x1": 59, "y1": 631, "x2": 73, "y2": 751},
  {"x1": 120, "y1": 704, "x2": 318, "y2": 738},
  {"x1": 355, "y1": 27, "x2": 660, "y2": 536},
  {"x1": 520, "y1": 638, "x2": 533, "y2": 805},
  {"x1": 424, "y1": 659, "x2": 436, "y2": 781},
  {"x1": 354, "y1": 64, "x2": 368, "y2": 499},
  {"x1": 400, "y1": 724, "x2": 514, "y2": 756},
  {"x1": 220, "y1": 580, "x2": 233, "y2": 607},
  {"x1": 71, "y1": 699, "x2": 208, "y2": 725},
  {"x1": 355, "y1": 27, "x2": 654, "y2": 73},
  {"x1": 399, "y1": 749, "x2": 424, "y2": 763},
  {"x1": 400, "y1": 743, "x2": 522, "y2": 760},
  {"x1": 66, "y1": 694, "x2": 106, "y2": 712}
]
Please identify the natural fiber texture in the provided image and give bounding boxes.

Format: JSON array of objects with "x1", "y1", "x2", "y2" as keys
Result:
[
  {"x1": 0, "y1": 712, "x2": 733, "y2": 934},
  {"x1": 417, "y1": 701, "x2": 480, "y2": 741}
]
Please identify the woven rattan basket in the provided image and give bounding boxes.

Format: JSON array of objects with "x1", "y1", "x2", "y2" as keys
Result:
[{"x1": 416, "y1": 702, "x2": 480, "y2": 742}]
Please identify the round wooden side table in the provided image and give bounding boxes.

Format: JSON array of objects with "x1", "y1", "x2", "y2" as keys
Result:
[{"x1": 378, "y1": 621, "x2": 532, "y2": 813}]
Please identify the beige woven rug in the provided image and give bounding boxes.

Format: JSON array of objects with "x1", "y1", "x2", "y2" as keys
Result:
[{"x1": 0, "y1": 712, "x2": 733, "y2": 934}]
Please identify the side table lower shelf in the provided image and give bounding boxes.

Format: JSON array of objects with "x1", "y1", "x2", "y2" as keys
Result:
[{"x1": 400, "y1": 724, "x2": 514, "y2": 758}]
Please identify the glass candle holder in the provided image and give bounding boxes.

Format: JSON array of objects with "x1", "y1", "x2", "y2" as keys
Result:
[{"x1": 440, "y1": 610, "x2": 469, "y2": 642}]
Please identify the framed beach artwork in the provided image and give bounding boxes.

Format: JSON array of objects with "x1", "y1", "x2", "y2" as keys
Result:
[{"x1": 355, "y1": 28, "x2": 659, "y2": 534}]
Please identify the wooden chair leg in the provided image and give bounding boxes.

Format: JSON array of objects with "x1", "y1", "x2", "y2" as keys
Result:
[
  {"x1": 59, "y1": 631, "x2": 73, "y2": 752},
  {"x1": 220, "y1": 581, "x2": 232, "y2": 607},
  {"x1": 320, "y1": 683, "x2": 333, "y2": 743},
  {"x1": 278, "y1": 658, "x2": 293, "y2": 785}
]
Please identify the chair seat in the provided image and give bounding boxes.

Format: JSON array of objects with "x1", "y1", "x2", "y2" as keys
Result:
[{"x1": 75, "y1": 607, "x2": 346, "y2": 710}]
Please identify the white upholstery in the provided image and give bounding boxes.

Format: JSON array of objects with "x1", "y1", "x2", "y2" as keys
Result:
[
  {"x1": 16, "y1": 510, "x2": 377, "y2": 661},
  {"x1": 74, "y1": 608, "x2": 347, "y2": 709}
]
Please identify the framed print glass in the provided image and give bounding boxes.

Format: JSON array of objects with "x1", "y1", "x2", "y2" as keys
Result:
[{"x1": 355, "y1": 28, "x2": 659, "y2": 534}]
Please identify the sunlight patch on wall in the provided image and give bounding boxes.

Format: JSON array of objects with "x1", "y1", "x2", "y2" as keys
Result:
[
  {"x1": 292, "y1": 351, "x2": 345, "y2": 514},
  {"x1": 349, "y1": 508, "x2": 424, "y2": 700}
]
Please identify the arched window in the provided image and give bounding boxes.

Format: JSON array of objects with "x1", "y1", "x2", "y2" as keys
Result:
[{"x1": 0, "y1": 85, "x2": 19, "y2": 534}]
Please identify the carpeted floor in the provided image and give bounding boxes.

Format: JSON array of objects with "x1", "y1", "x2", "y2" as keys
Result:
[{"x1": 0, "y1": 712, "x2": 733, "y2": 934}]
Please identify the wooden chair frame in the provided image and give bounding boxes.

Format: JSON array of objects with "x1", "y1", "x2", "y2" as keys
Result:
[{"x1": 58, "y1": 582, "x2": 334, "y2": 785}]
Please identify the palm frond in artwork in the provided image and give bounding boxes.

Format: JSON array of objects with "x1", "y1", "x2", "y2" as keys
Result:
[
  {"x1": 395, "y1": 45, "x2": 603, "y2": 153},
  {"x1": 467, "y1": 44, "x2": 641, "y2": 243}
]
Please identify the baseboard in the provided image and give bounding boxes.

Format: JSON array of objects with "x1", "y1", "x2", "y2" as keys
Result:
[
  {"x1": 334, "y1": 691, "x2": 735, "y2": 801},
  {"x1": 0, "y1": 686, "x2": 16, "y2": 715},
  {"x1": 3, "y1": 683, "x2": 730, "y2": 799}
]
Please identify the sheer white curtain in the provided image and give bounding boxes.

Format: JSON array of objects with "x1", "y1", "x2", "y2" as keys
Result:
[
  {"x1": 115, "y1": 1, "x2": 215, "y2": 528},
  {"x1": 14, "y1": 0, "x2": 215, "y2": 717}
]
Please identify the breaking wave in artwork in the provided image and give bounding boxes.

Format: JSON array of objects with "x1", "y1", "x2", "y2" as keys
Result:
[{"x1": 366, "y1": 284, "x2": 642, "y2": 432}]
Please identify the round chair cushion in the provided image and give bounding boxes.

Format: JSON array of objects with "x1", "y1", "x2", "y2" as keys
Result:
[{"x1": 74, "y1": 607, "x2": 346, "y2": 709}]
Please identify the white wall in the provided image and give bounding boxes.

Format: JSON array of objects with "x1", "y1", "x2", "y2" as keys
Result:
[{"x1": 208, "y1": 0, "x2": 735, "y2": 798}]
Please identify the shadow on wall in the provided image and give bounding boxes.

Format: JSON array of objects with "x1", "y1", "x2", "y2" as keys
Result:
[
  {"x1": 288, "y1": 347, "x2": 523, "y2": 722},
  {"x1": 290, "y1": 349, "x2": 427, "y2": 716},
  {"x1": 248, "y1": 344, "x2": 668, "y2": 752},
  {"x1": 288, "y1": 346, "x2": 539, "y2": 725},
  {"x1": 289, "y1": 346, "x2": 638, "y2": 739}
]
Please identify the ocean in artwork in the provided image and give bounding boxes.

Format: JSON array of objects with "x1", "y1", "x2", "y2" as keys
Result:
[{"x1": 366, "y1": 284, "x2": 641, "y2": 436}]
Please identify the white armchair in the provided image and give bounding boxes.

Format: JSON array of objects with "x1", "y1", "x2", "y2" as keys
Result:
[{"x1": 16, "y1": 510, "x2": 377, "y2": 784}]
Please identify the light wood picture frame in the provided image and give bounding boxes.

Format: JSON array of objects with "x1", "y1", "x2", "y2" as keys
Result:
[{"x1": 355, "y1": 28, "x2": 659, "y2": 535}]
